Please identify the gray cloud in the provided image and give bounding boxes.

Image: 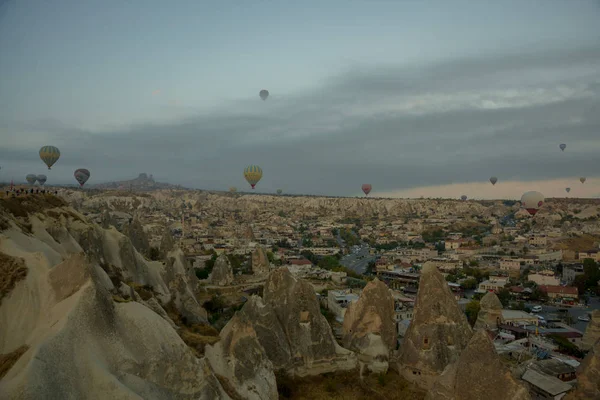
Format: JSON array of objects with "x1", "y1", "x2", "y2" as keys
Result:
[{"x1": 2, "y1": 44, "x2": 600, "y2": 195}]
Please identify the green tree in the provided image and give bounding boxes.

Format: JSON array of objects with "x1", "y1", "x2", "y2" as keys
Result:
[
  {"x1": 465, "y1": 300, "x2": 481, "y2": 327},
  {"x1": 266, "y1": 251, "x2": 275, "y2": 263},
  {"x1": 446, "y1": 274, "x2": 458, "y2": 283},
  {"x1": 302, "y1": 237, "x2": 314, "y2": 247},
  {"x1": 318, "y1": 255, "x2": 341, "y2": 270},
  {"x1": 497, "y1": 288, "x2": 511, "y2": 308},
  {"x1": 148, "y1": 247, "x2": 160, "y2": 261},
  {"x1": 461, "y1": 278, "x2": 478, "y2": 290},
  {"x1": 204, "y1": 253, "x2": 218, "y2": 270}
]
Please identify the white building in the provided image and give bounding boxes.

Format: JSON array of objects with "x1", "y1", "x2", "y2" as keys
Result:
[{"x1": 327, "y1": 290, "x2": 359, "y2": 322}]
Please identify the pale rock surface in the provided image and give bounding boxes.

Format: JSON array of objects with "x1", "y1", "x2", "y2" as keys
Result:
[
  {"x1": 263, "y1": 268, "x2": 357, "y2": 376},
  {"x1": 565, "y1": 338, "x2": 600, "y2": 399},
  {"x1": 163, "y1": 249, "x2": 208, "y2": 324},
  {"x1": 210, "y1": 254, "x2": 234, "y2": 286},
  {"x1": 474, "y1": 292, "x2": 503, "y2": 331},
  {"x1": 121, "y1": 215, "x2": 150, "y2": 256},
  {"x1": 251, "y1": 246, "x2": 270, "y2": 275},
  {"x1": 0, "y1": 201, "x2": 250, "y2": 399},
  {"x1": 159, "y1": 225, "x2": 175, "y2": 259},
  {"x1": 143, "y1": 297, "x2": 178, "y2": 330},
  {"x1": 581, "y1": 310, "x2": 600, "y2": 351},
  {"x1": 206, "y1": 313, "x2": 278, "y2": 400},
  {"x1": 426, "y1": 329, "x2": 531, "y2": 400},
  {"x1": 397, "y1": 264, "x2": 473, "y2": 389},
  {"x1": 342, "y1": 278, "x2": 396, "y2": 374},
  {"x1": 0, "y1": 252, "x2": 229, "y2": 399},
  {"x1": 238, "y1": 295, "x2": 292, "y2": 369}
]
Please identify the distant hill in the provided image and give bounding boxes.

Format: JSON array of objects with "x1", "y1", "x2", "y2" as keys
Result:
[{"x1": 90, "y1": 173, "x2": 185, "y2": 191}]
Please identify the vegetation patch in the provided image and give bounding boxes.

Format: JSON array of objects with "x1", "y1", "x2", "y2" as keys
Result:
[
  {"x1": 0, "y1": 252, "x2": 28, "y2": 306},
  {"x1": 163, "y1": 300, "x2": 221, "y2": 356},
  {"x1": 275, "y1": 370, "x2": 426, "y2": 400},
  {"x1": 112, "y1": 295, "x2": 132, "y2": 303},
  {"x1": 126, "y1": 282, "x2": 154, "y2": 301},
  {"x1": 0, "y1": 345, "x2": 29, "y2": 379},
  {"x1": 0, "y1": 195, "x2": 67, "y2": 218}
]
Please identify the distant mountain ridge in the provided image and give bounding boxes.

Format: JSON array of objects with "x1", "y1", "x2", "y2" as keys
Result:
[{"x1": 91, "y1": 173, "x2": 185, "y2": 191}]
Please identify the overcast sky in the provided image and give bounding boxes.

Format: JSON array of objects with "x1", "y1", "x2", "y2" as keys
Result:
[{"x1": 1, "y1": 0, "x2": 599, "y2": 198}]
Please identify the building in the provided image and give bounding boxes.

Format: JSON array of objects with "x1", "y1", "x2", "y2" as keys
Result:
[
  {"x1": 376, "y1": 268, "x2": 420, "y2": 290},
  {"x1": 528, "y1": 235, "x2": 548, "y2": 247},
  {"x1": 529, "y1": 359, "x2": 577, "y2": 382},
  {"x1": 422, "y1": 258, "x2": 462, "y2": 273},
  {"x1": 528, "y1": 273, "x2": 560, "y2": 286},
  {"x1": 327, "y1": 290, "x2": 359, "y2": 321},
  {"x1": 562, "y1": 264, "x2": 584, "y2": 285},
  {"x1": 500, "y1": 310, "x2": 539, "y2": 327},
  {"x1": 521, "y1": 369, "x2": 573, "y2": 399},
  {"x1": 538, "y1": 285, "x2": 579, "y2": 303},
  {"x1": 444, "y1": 239, "x2": 464, "y2": 250},
  {"x1": 499, "y1": 258, "x2": 521, "y2": 273},
  {"x1": 478, "y1": 277, "x2": 509, "y2": 293},
  {"x1": 578, "y1": 249, "x2": 600, "y2": 261},
  {"x1": 301, "y1": 247, "x2": 340, "y2": 256},
  {"x1": 536, "y1": 250, "x2": 563, "y2": 263}
]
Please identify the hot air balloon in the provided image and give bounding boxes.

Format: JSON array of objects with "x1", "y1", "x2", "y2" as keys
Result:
[
  {"x1": 229, "y1": 187, "x2": 237, "y2": 193},
  {"x1": 74, "y1": 169, "x2": 91, "y2": 187},
  {"x1": 520, "y1": 191, "x2": 545, "y2": 216},
  {"x1": 565, "y1": 187, "x2": 571, "y2": 193},
  {"x1": 580, "y1": 177, "x2": 586, "y2": 184},
  {"x1": 461, "y1": 195, "x2": 467, "y2": 201},
  {"x1": 559, "y1": 143, "x2": 566, "y2": 151},
  {"x1": 277, "y1": 189, "x2": 283, "y2": 195},
  {"x1": 362, "y1": 184, "x2": 372, "y2": 196},
  {"x1": 259, "y1": 90, "x2": 269, "y2": 101},
  {"x1": 26, "y1": 174, "x2": 37, "y2": 185},
  {"x1": 490, "y1": 177, "x2": 498, "y2": 185},
  {"x1": 37, "y1": 174, "x2": 47, "y2": 186},
  {"x1": 39, "y1": 146, "x2": 61, "y2": 170},
  {"x1": 244, "y1": 165, "x2": 263, "y2": 189}
]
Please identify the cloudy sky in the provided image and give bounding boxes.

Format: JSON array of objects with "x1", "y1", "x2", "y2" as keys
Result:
[{"x1": 1, "y1": 0, "x2": 599, "y2": 199}]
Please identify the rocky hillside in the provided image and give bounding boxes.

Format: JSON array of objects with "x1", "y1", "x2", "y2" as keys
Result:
[
  {"x1": 0, "y1": 195, "x2": 425, "y2": 399},
  {"x1": 0, "y1": 195, "x2": 232, "y2": 398},
  {"x1": 60, "y1": 189, "x2": 600, "y2": 223}
]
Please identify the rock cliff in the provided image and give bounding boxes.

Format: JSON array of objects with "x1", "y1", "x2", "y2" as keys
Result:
[
  {"x1": 565, "y1": 338, "x2": 600, "y2": 400},
  {"x1": 0, "y1": 195, "x2": 271, "y2": 399},
  {"x1": 397, "y1": 263, "x2": 473, "y2": 389},
  {"x1": 122, "y1": 214, "x2": 150, "y2": 256},
  {"x1": 426, "y1": 329, "x2": 531, "y2": 400},
  {"x1": 581, "y1": 310, "x2": 600, "y2": 351},
  {"x1": 342, "y1": 278, "x2": 396, "y2": 374},
  {"x1": 474, "y1": 292, "x2": 503, "y2": 331},
  {"x1": 210, "y1": 254, "x2": 234, "y2": 286},
  {"x1": 205, "y1": 312, "x2": 278, "y2": 400},
  {"x1": 251, "y1": 246, "x2": 270, "y2": 275},
  {"x1": 262, "y1": 268, "x2": 357, "y2": 376}
]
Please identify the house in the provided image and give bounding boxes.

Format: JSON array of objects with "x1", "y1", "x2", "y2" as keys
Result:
[
  {"x1": 521, "y1": 369, "x2": 573, "y2": 399},
  {"x1": 528, "y1": 235, "x2": 548, "y2": 247},
  {"x1": 422, "y1": 258, "x2": 462, "y2": 272},
  {"x1": 528, "y1": 273, "x2": 560, "y2": 286},
  {"x1": 538, "y1": 285, "x2": 579, "y2": 302},
  {"x1": 289, "y1": 259, "x2": 313, "y2": 267},
  {"x1": 499, "y1": 258, "x2": 521, "y2": 272},
  {"x1": 444, "y1": 239, "x2": 464, "y2": 250},
  {"x1": 500, "y1": 310, "x2": 539, "y2": 327},
  {"x1": 578, "y1": 249, "x2": 600, "y2": 261},
  {"x1": 529, "y1": 359, "x2": 577, "y2": 382},
  {"x1": 478, "y1": 277, "x2": 509, "y2": 293},
  {"x1": 327, "y1": 290, "x2": 359, "y2": 322},
  {"x1": 562, "y1": 264, "x2": 584, "y2": 285},
  {"x1": 509, "y1": 286, "x2": 533, "y2": 299}
]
